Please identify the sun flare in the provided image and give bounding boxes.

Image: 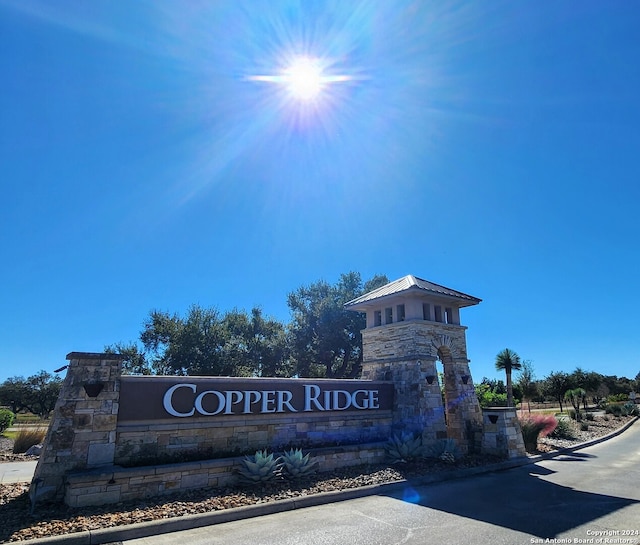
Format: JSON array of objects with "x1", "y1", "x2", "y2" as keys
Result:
[
  {"x1": 248, "y1": 55, "x2": 352, "y2": 106},
  {"x1": 282, "y1": 57, "x2": 324, "y2": 101}
]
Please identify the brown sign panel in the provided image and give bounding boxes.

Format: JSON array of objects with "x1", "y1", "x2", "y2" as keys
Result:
[{"x1": 118, "y1": 376, "x2": 394, "y2": 422}]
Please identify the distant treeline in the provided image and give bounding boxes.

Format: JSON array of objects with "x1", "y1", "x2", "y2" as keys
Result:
[{"x1": 476, "y1": 367, "x2": 639, "y2": 411}]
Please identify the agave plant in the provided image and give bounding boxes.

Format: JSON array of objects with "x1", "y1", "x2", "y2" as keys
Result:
[
  {"x1": 423, "y1": 438, "x2": 461, "y2": 463},
  {"x1": 236, "y1": 449, "x2": 283, "y2": 484},
  {"x1": 281, "y1": 448, "x2": 318, "y2": 479},
  {"x1": 385, "y1": 432, "x2": 423, "y2": 463}
]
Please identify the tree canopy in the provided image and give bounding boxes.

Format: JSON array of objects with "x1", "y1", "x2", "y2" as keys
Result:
[
  {"x1": 104, "y1": 271, "x2": 388, "y2": 379},
  {"x1": 541, "y1": 371, "x2": 572, "y2": 412},
  {"x1": 98, "y1": 271, "x2": 637, "y2": 399},
  {"x1": 287, "y1": 272, "x2": 388, "y2": 378},
  {"x1": 516, "y1": 360, "x2": 538, "y2": 412},
  {"x1": 0, "y1": 371, "x2": 62, "y2": 417},
  {"x1": 134, "y1": 305, "x2": 289, "y2": 377}
]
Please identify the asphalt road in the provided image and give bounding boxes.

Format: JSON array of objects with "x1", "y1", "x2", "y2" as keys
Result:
[{"x1": 125, "y1": 420, "x2": 640, "y2": 545}]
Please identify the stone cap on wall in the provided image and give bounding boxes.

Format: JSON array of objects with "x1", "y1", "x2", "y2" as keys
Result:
[{"x1": 66, "y1": 352, "x2": 127, "y2": 360}]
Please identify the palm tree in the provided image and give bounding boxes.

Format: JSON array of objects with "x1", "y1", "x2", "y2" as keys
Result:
[
  {"x1": 495, "y1": 348, "x2": 522, "y2": 408},
  {"x1": 564, "y1": 388, "x2": 586, "y2": 421}
]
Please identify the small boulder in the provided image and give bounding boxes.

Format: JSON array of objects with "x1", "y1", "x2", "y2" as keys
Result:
[{"x1": 25, "y1": 444, "x2": 43, "y2": 457}]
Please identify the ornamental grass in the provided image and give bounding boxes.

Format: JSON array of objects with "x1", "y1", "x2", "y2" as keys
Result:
[{"x1": 519, "y1": 414, "x2": 558, "y2": 453}]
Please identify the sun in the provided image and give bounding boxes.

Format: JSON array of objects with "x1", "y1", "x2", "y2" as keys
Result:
[
  {"x1": 247, "y1": 55, "x2": 351, "y2": 106},
  {"x1": 282, "y1": 57, "x2": 324, "y2": 101}
]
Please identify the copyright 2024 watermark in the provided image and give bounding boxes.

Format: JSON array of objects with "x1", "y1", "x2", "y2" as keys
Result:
[{"x1": 531, "y1": 530, "x2": 640, "y2": 544}]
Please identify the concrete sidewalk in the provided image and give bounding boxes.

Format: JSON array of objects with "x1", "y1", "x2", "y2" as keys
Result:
[{"x1": 0, "y1": 460, "x2": 37, "y2": 484}]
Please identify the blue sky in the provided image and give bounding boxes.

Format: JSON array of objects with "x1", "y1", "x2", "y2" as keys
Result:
[{"x1": 1, "y1": 1, "x2": 639, "y2": 386}]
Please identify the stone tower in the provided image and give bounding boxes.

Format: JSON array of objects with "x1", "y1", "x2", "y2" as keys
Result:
[{"x1": 345, "y1": 275, "x2": 483, "y2": 453}]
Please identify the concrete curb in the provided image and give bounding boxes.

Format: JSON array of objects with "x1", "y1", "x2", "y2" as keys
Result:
[{"x1": 22, "y1": 416, "x2": 639, "y2": 545}]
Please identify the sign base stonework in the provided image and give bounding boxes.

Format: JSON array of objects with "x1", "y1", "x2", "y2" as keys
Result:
[
  {"x1": 30, "y1": 352, "x2": 123, "y2": 504},
  {"x1": 481, "y1": 408, "x2": 526, "y2": 458},
  {"x1": 31, "y1": 353, "x2": 395, "y2": 506}
]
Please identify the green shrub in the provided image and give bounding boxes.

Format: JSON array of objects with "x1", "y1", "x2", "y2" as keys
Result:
[
  {"x1": 607, "y1": 393, "x2": 628, "y2": 403},
  {"x1": 423, "y1": 438, "x2": 462, "y2": 463},
  {"x1": 236, "y1": 450, "x2": 283, "y2": 484},
  {"x1": 568, "y1": 409, "x2": 577, "y2": 421},
  {"x1": 385, "y1": 432, "x2": 423, "y2": 463},
  {"x1": 12, "y1": 426, "x2": 46, "y2": 454},
  {"x1": 585, "y1": 412, "x2": 595, "y2": 421},
  {"x1": 476, "y1": 389, "x2": 508, "y2": 408},
  {"x1": 606, "y1": 404, "x2": 623, "y2": 417},
  {"x1": 580, "y1": 422, "x2": 589, "y2": 431},
  {"x1": 549, "y1": 418, "x2": 575, "y2": 440},
  {"x1": 280, "y1": 448, "x2": 318, "y2": 480},
  {"x1": 622, "y1": 403, "x2": 639, "y2": 417},
  {"x1": 0, "y1": 409, "x2": 15, "y2": 434}
]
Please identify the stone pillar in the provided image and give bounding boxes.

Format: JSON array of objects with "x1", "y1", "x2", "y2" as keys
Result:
[
  {"x1": 30, "y1": 352, "x2": 124, "y2": 504},
  {"x1": 481, "y1": 407, "x2": 526, "y2": 459},
  {"x1": 361, "y1": 323, "x2": 448, "y2": 442},
  {"x1": 441, "y1": 358, "x2": 483, "y2": 454},
  {"x1": 426, "y1": 331, "x2": 483, "y2": 455},
  {"x1": 362, "y1": 322, "x2": 484, "y2": 454},
  {"x1": 375, "y1": 358, "x2": 447, "y2": 442},
  {"x1": 419, "y1": 358, "x2": 448, "y2": 443}
]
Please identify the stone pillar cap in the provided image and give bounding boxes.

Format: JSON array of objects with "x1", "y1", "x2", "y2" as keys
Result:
[{"x1": 66, "y1": 352, "x2": 126, "y2": 361}]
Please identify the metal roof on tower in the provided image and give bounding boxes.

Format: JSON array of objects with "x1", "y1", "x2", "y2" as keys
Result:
[{"x1": 344, "y1": 275, "x2": 482, "y2": 308}]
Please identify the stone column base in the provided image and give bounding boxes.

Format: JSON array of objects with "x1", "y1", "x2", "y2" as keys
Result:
[{"x1": 481, "y1": 407, "x2": 526, "y2": 459}]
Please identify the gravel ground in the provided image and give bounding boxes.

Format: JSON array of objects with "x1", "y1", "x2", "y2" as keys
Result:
[
  {"x1": 0, "y1": 414, "x2": 635, "y2": 543},
  {"x1": 0, "y1": 437, "x2": 11, "y2": 451},
  {"x1": 537, "y1": 413, "x2": 634, "y2": 451}
]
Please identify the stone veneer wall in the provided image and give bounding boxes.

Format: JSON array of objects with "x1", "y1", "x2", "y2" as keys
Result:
[
  {"x1": 31, "y1": 353, "x2": 393, "y2": 506},
  {"x1": 115, "y1": 412, "x2": 392, "y2": 466},
  {"x1": 481, "y1": 408, "x2": 526, "y2": 459},
  {"x1": 361, "y1": 320, "x2": 483, "y2": 453},
  {"x1": 65, "y1": 443, "x2": 386, "y2": 507},
  {"x1": 362, "y1": 321, "x2": 469, "y2": 364},
  {"x1": 32, "y1": 349, "x2": 517, "y2": 508},
  {"x1": 30, "y1": 353, "x2": 124, "y2": 504}
]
